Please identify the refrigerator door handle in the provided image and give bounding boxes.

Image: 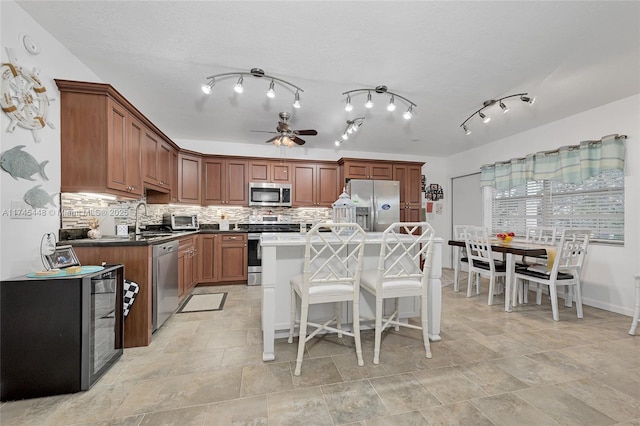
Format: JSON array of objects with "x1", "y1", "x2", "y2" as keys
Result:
[{"x1": 371, "y1": 195, "x2": 376, "y2": 231}]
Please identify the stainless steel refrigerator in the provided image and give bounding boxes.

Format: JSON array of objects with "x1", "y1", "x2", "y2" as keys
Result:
[{"x1": 346, "y1": 179, "x2": 400, "y2": 231}]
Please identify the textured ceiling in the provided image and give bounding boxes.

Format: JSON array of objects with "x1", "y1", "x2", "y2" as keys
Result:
[{"x1": 16, "y1": 1, "x2": 640, "y2": 157}]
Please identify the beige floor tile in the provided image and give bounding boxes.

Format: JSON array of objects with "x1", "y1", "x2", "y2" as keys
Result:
[
  {"x1": 332, "y1": 352, "x2": 389, "y2": 381},
  {"x1": 206, "y1": 395, "x2": 269, "y2": 425},
  {"x1": 459, "y1": 361, "x2": 529, "y2": 395},
  {"x1": 137, "y1": 404, "x2": 210, "y2": 425},
  {"x1": 267, "y1": 386, "x2": 333, "y2": 425},
  {"x1": 419, "y1": 400, "x2": 495, "y2": 426},
  {"x1": 179, "y1": 368, "x2": 243, "y2": 406},
  {"x1": 470, "y1": 392, "x2": 556, "y2": 425},
  {"x1": 413, "y1": 366, "x2": 488, "y2": 405},
  {"x1": 370, "y1": 373, "x2": 441, "y2": 414},
  {"x1": 366, "y1": 410, "x2": 431, "y2": 426},
  {"x1": 290, "y1": 356, "x2": 344, "y2": 388},
  {"x1": 77, "y1": 414, "x2": 145, "y2": 426},
  {"x1": 556, "y1": 378, "x2": 640, "y2": 422},
  {"x1": 114, "y1": 374, "x2": 194, "y2": 417},
  {"x1": 0, "y1": 394, "x2": 71, "y2": 426},
  {"x1": 322, "y1": 379, "x2": 390, "y2": 424},
  {"x1": 495, "y1": 355, "x2": 571, "y2": 387},
  {"x1": 240, "y1": 362, "x2": 294, "y2": 397}
]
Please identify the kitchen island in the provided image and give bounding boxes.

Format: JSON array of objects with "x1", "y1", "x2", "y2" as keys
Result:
[{"x1": 260, "y1": 232, "x2": 443, "y2": 361}]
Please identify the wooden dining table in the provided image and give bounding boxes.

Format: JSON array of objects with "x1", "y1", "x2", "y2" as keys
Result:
[{"x1": 448, "y1": 239, "x2": 548, "y2": 312}]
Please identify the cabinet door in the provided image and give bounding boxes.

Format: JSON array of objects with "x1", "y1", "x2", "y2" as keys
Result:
[
  {"x1": 157, "y1": 142, "x2": 172, "y2": 189},
  {"x1": 248, "y1": 160, "x2": 270, "y2": 182},
  {"x1": 108, "y1": 99, "x2": 142, "y2": 196},
  {"x1": 178, "y1": 248, "x2": 186, "y2": 297},
  {"x1": 170, "y1": 150, "x2": 178, "y2": 203},
  {"x1": 406, "y1": 165, "x2": 423, "y2": 206},
  {"x1": 393, "y1": 165, "x2": 408, "y2": 206},
  {"x1": 292, "y1": 163, "x2": 316, "y2": 207},
  {"x1": 199, "y1": 234, "x2": 216, "y2": 282},
  {"x1": 270, "y1": 161, "x2": 291, "y2": 183},
  {"x1": 316, "y1": 163, "x2": 340, "y2": 207},
  {"x1": 370, "y1": 163, "x2": 393, "y2": 180},
  {"x1": 143, "y1": 128, "x2": 160, "y2": 185},
  {"x1": 217, "y1": 234, "x2": 247, "y2": 282},
  {"x1": 177, "y1": 153, "x2": 201, "y2": 204},
  {"x1": 202, "y1": 158, "x2": 224, "y2": 205},
  {"x1": 343, "y1": 161, "x2": 370, "y2": 180},
  {"x1": 126, "y1": 114, "x2": 143, "y2": 196},
  {"x1": 226, "y1": 159, "x2": 248, "y2": 205}
]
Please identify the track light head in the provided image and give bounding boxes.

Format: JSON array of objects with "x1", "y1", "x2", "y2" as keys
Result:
[
  {"x1": 345, "y1": 95, "x2": 353, "y2": 112},
  {"x1": 387, "y1": 96, "x2": 396, "y2": 111},
  {"x1": 520, "y1": 95, "x2": 535, "y2": 104},
  {"x1": 266, "y1": 80, "x2": 275, "y2": 98},
  {"x1": 335, "y1": 140, "x2": 342, "y2": 147},
  {"x1": 403, "y1": 106, "x2": 413, "y2": 120},
  {"x1": 365, "y1": 92, "x2": 374, "y2": 109},
  {"x1": 233, "y1": 76, "x2": 244, "y2": 93},
  {"x1": 499, "y1": 101, "x2": 509, "y2": 113},
  {"x1": 292, "y1": 91, "x2": 301, "y2": 109},
  {"x1": 201, "y1": 79, "x2": 215, "y2": 94},
  {"x1": 479, "y1": 112, "x2": 491, "y2": 123},
  {"x1": 342, "y1": 132, "x2": 349, "y2": 140},
  {"x1": 463, "y1": 125, "x2": 471, "y2": 135}
]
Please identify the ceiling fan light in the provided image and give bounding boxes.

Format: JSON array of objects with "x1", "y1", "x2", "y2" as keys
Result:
[
  {"x1": 479, "y1": 111, "x2": 491, "y2": 124},
  {"x1": 292, "y1": 91, "x2": 301, "y2": 109},
  {"x1": 233, "y1": 76, "x2": 244, "y2": 93},
  {"x1": 463, "y1": 125, "x2": 471, "y2": 135},
  {"x1": 499, "y1": 101, "x2": 509, "y2": 113},
  {"x1": 273, "y1": 137, "x2": 281, "y2": 146},
  {"x1": 403, "y1": 106, "x2": 413, "y2": 120},
  {"x1": 365, "y1": 92, "x2": 374, "y2": 109},
  {"x1": 266, "y1": 80, "x2": 276, "y2": 98},
  {"x1": 345, "y1": 95, "x2": 353, "y2": 112}
]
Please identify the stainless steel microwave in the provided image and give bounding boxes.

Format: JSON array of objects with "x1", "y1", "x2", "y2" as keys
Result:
[
  {"x1": 162, "y1": 213, "x2": 199, "y2": 230},
  {"x1": 248, "y1": 182, "x2": 292, "y2": 207}
]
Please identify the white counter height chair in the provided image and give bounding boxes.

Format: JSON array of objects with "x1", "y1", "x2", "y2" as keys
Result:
[
  {"x1": 514, "y1": 229, "x2": 590, "y2": 321},
  {"x1": 288, "y1": 223, "x2": 367, "y2": 376},
  {"x1": 629, "y1": 273, "x2": 640, "y2": 335},
  {"x1": 463, "y1": 226, "x2": 506, "y2": 305},
  {"x1": 452, "y1": 225, "x2": 471, "y2": 292},
  {"x1": 359, "y1": 222, "x2": 435, "y2": 365}
]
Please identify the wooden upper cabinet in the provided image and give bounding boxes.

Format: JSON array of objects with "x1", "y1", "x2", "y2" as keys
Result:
[
  {"x1": 143, "y1": 128, "x2": 173, "y2": 193},
  {"x1": 177, "y1": 152, "x2": 201, "y2": 204},
  {"x1": 292, "y1": 162, "x2": 339, "y2": 207},
  {"x1": 393, "y1": 162, "x2": 424, "y2": 221},
  {"x1": 107, "y1": 99, "x2": 143, "y2": 196},
  {"x1": 248, "y1": 159, "x2": 291, "y2": 184},
  {"x1": 341, "y1": 159, "x2": 393, "y2": 182},
  {"x1": 203, "y1": 157, "x2": 248, "y2": 206}
]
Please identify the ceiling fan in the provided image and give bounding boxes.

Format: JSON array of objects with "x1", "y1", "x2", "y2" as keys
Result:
[{"x1": 251, "y1": 112, "x2": 317, "y2": 146}]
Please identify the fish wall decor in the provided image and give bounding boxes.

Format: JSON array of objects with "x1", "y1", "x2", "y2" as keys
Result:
[
  {"x1": 0, "y1": 145, "x2": 49, "y2": 181},
  {"x1": 23, "y1": 185, "x2": 57, "y2": 209}
]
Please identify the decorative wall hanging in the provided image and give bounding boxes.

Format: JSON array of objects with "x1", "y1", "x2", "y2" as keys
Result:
[
  {"x1": 426, "y1": 183, "x2": 443, "y2": 201},
  {"x1": 1, "y1": 47, "x2": 55, "y2": 143},
  {"x1": 23, "y1": 185, "x2": 57, "y2": 209},
  {"x1": 1, "y1": 145, "x2": 49, "y2": 180},
  {"x1": 421, "y1": 175, "x2": 427, "y2": 194}
]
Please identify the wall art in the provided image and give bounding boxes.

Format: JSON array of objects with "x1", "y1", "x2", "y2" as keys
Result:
[
  {"x1": 23, "y1": 185, "x2": 57, "y2": 209},
  {"x1": 1, "y1": 144, "x2": 49, "y2": 181}
]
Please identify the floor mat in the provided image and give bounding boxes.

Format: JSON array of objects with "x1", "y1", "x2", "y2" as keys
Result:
[{"x1": 177, "y1": 292, "x2": 227, "y2": 313}]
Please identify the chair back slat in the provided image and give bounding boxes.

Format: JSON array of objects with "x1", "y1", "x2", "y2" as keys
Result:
[
  {"x1": 525, "y1": 226, "x2": 557, "y2": 245},
  {"x1": 303, "y1": 223, "x2": 366, "y2": 289},
  {"x1": 463, "y1": 226, "x2": 496, "y2": 271},
  {"x1": 376, "y1": 222, "x2": 435, "y2": 284},
  {"x1": 556, "y1": 229, "x2": 590, "y2": 271}
]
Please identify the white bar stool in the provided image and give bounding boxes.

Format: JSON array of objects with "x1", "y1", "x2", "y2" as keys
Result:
[{"x1": 629, "y1": 273, "x2": 640, "y2": 336}]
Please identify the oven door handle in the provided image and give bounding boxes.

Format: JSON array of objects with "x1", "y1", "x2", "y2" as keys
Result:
[{"x1": 257, "y1": 240, "x2": 261, "y2": 260}]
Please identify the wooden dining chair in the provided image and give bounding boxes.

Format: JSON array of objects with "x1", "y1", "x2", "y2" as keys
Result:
[
  {"x1": 359, "y1": 222, "x2": 435, "y2": 365},
  {"x1": 288, "y1": 222, "x2": 367, "y2": 376},
  {"x1": 514, "y1": 229, "x2": 590, "y2": 321},
  {"x1": 463, "y1": 226, "x2": 506, "y2": 305},
  {"x1": 452, "y1": 225, "x2": 471, "y2": 292},
  {"x1": 519, "y1": 226, "x2": 558, "y2": 304}
]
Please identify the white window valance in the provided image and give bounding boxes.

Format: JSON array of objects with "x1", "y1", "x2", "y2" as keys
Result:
[{"x1": 480, "y1": 134, "x2": 626, "y2": 190}]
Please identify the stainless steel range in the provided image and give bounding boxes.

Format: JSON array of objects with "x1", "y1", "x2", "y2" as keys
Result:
[{"x1": 247, "y1": 215, "x2": 300, "y2": 286}]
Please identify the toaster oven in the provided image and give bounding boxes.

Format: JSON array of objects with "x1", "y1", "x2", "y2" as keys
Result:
[{"x1": 162, "y1": 213, "x2": 199, "y2": 230}]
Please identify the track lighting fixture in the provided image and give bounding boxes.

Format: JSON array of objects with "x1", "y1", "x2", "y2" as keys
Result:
[
  {"x1": 342, "y1": 85, "x2": 416, "y2": 119},
  {"x1": 201, "y1": 67, "x2": 304, "y2": 107},
  {"x1": 335, "y1": 117, "x2": 365, "y2": 147},
  {"x1": 460, "y1": 92, "x2": 535, "y2": 135}
]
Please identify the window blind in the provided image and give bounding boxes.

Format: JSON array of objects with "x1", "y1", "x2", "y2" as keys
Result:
[{"x1": 491, "y1": 169, "x2": 624, "y2": 242}]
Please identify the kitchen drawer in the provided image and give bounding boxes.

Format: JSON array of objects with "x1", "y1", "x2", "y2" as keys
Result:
[{"x1": 220, "y1": 234, "x2": 246, "y2": 243}]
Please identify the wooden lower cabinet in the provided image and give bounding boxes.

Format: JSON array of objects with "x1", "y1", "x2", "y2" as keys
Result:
[
  {"x1": 178, "y1": 236, "x2": 197, "y2": 298},
  {"x1": 72, "y1": 245, "x2": 152, "y2": 348},
  {"x1": 198, "y1": 233, "x2": 247, "y2": 284}
]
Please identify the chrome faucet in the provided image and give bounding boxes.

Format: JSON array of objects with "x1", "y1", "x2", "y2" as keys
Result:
[{"x1": 135, "y1": 202, "x2": 147, "y2": 235}]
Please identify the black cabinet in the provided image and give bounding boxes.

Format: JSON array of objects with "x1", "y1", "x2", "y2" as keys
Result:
[{"x1": 1, "y1": 265, "x2": 124, "y2": 401}]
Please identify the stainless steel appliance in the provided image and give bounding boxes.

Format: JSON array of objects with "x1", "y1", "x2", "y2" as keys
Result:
[
  {"x1": 152, "y1": 240, "x2": 179, "y2": 331},
  {"x1": 246, "y1": 215, "x2": 299, "y2": 285},
  {"x1": 162, "y1": 213, "x2": 199, "y2": 231},
  {"x1": 346, "y1": 179, "x2": 400, "y2": 231},
  {"x1": 1, "y1": 265, "x2": 124, "y2": 401},
  {"x1": 249, "y1": 182, "x2": 292, "y2": 207}
]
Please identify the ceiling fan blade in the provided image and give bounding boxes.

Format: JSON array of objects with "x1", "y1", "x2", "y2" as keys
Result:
[
  {"x1": 265, "y1": 136, "x2": 279, "y2": 143},
  {"x1": 251, "y1": 130, "x2": 278, "y2": 134},
  {"x1": 292, "y1": 136, "x2": 306, "y2": 145},
  {"x1": 294, "y1": 129, "x2": 318, "y2": 136}
]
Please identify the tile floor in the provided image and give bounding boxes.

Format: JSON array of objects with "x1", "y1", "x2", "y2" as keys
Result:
[{"x1": 1, "y1": 269, "x2": 639, "y2": 425}]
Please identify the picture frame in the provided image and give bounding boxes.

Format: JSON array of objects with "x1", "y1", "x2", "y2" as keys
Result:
[{"x1": 44, "y1": 245, "x2": 80, "y2": 270}]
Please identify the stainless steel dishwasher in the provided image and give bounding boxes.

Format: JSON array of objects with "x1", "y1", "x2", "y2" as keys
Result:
[{"x1": 152, "y1": 240, "x2": 179, "y2": 332}]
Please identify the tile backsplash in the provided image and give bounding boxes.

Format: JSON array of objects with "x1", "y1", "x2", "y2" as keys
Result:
[{"x1": 60, "y1": 193, "x2": 332, "y2": 234}]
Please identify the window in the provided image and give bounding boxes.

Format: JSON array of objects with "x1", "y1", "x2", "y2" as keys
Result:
[{"x1": 490, "y1": 169, "x2": 624, "y2": 243}]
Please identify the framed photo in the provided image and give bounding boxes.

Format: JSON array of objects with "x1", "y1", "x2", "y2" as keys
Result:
[
  {"x1": 430, "y1": 184, "x2": 439, "y2": 191},
  {"x1": 45, "y1": 245, "x2": 80, "y2": 270}
]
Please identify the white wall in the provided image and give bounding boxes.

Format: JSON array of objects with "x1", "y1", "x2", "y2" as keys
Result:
[
  {"x1": 445, "y1": 94, "x2": 640, "y2": 316},
  {"x1": 0, "y1": 1, "x2": 101, "y2": 279}
]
